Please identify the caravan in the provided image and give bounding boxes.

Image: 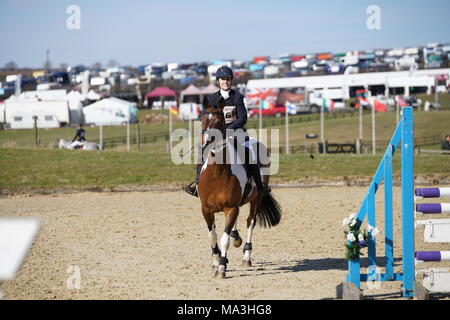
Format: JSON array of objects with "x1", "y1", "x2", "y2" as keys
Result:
[
  {"x1": 9, "y1": 109, "x2": 60, "y2": 129},
  {"x1": 5, "y1": 99, "x2": 70, "y2": 129},
  {"x1": 2, "y1": 89, "x2": 83, "y2": 128}
]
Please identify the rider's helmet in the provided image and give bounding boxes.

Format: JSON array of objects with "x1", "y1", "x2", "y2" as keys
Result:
[{"x1": 216, "y1": 66, "x2": 233, "y2": 80}]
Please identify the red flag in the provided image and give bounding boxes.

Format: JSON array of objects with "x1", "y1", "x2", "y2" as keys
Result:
[{"x1": 373, "y1": 99, "x2": 387, "y2": 112}]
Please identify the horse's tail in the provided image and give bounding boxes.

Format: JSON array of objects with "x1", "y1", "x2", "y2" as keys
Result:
[{"x1": 256, "y1": 193, "x2": 282, "y2": 228}]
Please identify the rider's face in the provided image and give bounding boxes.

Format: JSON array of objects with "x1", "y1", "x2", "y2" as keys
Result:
[{"x1": 218, "y1": 77, "x2": 232, "y2": 91}]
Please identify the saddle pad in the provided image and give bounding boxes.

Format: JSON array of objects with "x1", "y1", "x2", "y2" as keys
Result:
[{"x1": 200, "y1": 139, "x2": 265, "y2": 200}]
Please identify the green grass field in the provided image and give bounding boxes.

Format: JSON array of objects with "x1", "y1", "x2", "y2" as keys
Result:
[
  {"x1": 1, "y1": 106, "x2": 449, "y2": 152},
  {"x1": 1, "y1": 147, "x2": 449, "y2": 192},
  {"x1": 1, "y1": 100, "x2": 449, "y2": 192}
]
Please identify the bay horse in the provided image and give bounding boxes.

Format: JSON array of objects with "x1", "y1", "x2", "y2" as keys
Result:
[{"x1": 198, "y1": 96, "x2": 282, "y2": 278}]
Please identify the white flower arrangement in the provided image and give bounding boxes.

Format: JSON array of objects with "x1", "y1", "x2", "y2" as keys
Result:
[
  {"x1": 346, "y1": 232, "x2": 356, "y2": 242},
  {"x1": 342, "y1": 213, "x2": 357, "y2": 227},
  {"x1": 358, "y1": 233, "x2": 365, "y2": 242},
  {"x1": 367, "y1": 224, "x2": 380, "y2": 237},
  {"x1": 342, "y1": 213, "x2": 380, "y2": 261}
]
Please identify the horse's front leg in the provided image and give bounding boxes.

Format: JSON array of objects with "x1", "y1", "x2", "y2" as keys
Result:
[
  {"x1": 202, "y1": 209, "x2": 221, "y2": 270},
  {"x1": 216, "y1": 207, "x2": 239, "y2": 278},
  {"x1": 209, "y1": 223, "x2": 221, "y2": 270}
]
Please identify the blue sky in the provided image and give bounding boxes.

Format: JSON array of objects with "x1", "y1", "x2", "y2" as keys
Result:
[{"x1": 0, "y1": 0, "x2": 449, "y2": 68}]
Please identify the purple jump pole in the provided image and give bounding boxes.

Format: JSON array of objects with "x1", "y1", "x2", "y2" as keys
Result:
[
  {"x1": 415, "y1": 187, "x2": 450, "y2": 198},
  {"x1": 415, "y1": 251, "x2": 450, "y2": 262},
  {"x1": 416, "y1": 203, "x2": 450, "y2": 214},
  {"x1": 415, "y1": 188, "x2": 440, "y2": 198},
  {"x1": 415, "y1": 251, "x2": 441, "y2": 261}
]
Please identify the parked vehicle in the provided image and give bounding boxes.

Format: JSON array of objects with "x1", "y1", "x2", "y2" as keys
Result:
[
  {"x1": 248, "y1": 105, "x2": 285, "y2": 118},
  {"x1": 366, "y1": 61, "x2": 391, "y2": 72},
  {"x1": 426, "y1": 54, "x2": 444, "y2": 68},
  {"x1": 395, "y1": 55, "x2": 418, "y2": 71},
  {"x1": 326, "y1": 63, "x2": 344, "y2": 74},
  {"x1": 283, "y1": 88, "x2": 345, "y2": 113}
]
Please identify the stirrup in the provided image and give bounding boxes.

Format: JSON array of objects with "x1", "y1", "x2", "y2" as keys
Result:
[{"x1": 184, "y1": 182, "x2": 198, "y2": 197}]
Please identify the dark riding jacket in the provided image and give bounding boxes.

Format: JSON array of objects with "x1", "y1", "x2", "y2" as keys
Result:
[{"x1": 202, "y1": 89, "x2": 247, "y2": 131}]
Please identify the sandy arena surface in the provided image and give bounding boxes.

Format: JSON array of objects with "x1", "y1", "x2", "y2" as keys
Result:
[{"x1": 1, "y1": 186, "x2": 449, "y2": 300}]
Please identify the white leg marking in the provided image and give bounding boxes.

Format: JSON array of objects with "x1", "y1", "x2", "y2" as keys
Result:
[
  {"x1": 244, "y1": 219, "x2": 255, "y2": 262},
  {"x1": 209, "y1": 226, "x2": 220, "y2": 267},
  {"x1": 220, "y1": 232, "x2": 230, "y2": 257},
  {"x1": 218, "y1": 232, "x2": 230, "y2": 274}
]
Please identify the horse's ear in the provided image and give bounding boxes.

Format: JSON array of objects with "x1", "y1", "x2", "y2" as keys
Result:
[
  {"x1": 203, "y1": 96, "x2": 210, "y2": 110},
  {"x1": 217, "y1": 96, "x2": 225, "y2": 109}
]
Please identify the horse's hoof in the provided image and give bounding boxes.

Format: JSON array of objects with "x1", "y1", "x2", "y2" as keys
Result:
[
  {"x1": 215, "y1": 264, "x2": 226, "y2": 278},
  {"x1": 242, "y1": 260, "x2": 252, "y2": 267},
  {"x1": 214, "y1": 271, "x2": 226, "y2": 278},
  {"x1": 232, "y1": 237, "x2": 242, "y2": 248}
]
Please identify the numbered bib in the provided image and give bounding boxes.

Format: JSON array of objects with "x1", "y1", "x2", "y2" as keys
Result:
[{"x1": 223, "y1": 106, "x2": 236, "y2": 124}]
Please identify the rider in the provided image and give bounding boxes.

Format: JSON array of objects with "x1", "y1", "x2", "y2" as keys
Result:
[
  {"x1": 69, "y1": 124, "x2": 86, "y2": 149},
  {"x1": 184, "y1": 65, "x2": 271, "y2": 197}
]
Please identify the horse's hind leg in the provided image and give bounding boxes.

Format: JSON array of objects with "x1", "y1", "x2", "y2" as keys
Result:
[
  {"x1": 243, "y1": 198, "x2": 260, "y2": 267},
  {"x1": 230, "y1": 222, "x2": 242, "y2": 248},
  {"x1": 216, "y1": 207, "x2": 239, "y2": 278}
]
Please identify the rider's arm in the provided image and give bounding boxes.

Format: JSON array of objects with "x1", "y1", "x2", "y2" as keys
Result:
[{"x1": 227, "y1": 94, "x2": 247, "y2": 130}]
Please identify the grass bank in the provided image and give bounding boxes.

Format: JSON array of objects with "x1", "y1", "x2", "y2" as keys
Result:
[{"x1": 1, "y1": 147, "x2": 449, "y2": 193}]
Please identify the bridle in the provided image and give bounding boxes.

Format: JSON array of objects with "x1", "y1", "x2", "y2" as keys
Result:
[
  {"x1": 201, "y1": 110, "x2": 226, "y2": 150},
  {"x1": 204, "y1": 111, "x2": 223, "y2": 119}
]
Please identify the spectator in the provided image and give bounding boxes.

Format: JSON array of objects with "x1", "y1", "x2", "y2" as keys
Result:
[{"x1": 441, "y1": 135, "x2": 450, "y2": 150}]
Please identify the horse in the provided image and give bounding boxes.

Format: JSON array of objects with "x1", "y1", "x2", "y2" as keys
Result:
[
  {"x1": 58, "y1": 139, "x2": 103, "y2": 150},
  {"x1": 198, "y1": 96, "x2": 282, "y2": 278}
]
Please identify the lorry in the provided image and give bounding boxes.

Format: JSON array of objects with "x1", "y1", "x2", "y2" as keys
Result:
[
  {"x1": 303, "y1": 89, "x2": 345, "y2": 112},
  {"x1": 245, "y1": 87, "x2": 346, "y2": 114}
]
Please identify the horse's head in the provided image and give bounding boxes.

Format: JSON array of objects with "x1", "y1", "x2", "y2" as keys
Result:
[{"x1": 201, "y1": 96, "x2": 226, "y2": 148}]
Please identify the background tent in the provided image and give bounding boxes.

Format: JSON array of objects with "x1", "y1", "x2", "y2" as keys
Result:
[
  {"x1": 199, "y1": 84, "x2": 219, "y2": 95},
  {"x1": 180, "y1": 83, "x2": 219, "y2": 105},
  {"x1": 180, "y1": 84, "x2": 202, "y2": 103},
  {"x1": 178, "y1": 84, "x2": 219, "y2": 120},
  {"x1": 82, "y1": 97, "x2": 137, "y2": 126},
  {"x1": 145, "y1": 86, "x2": 177, "y2": 110}
]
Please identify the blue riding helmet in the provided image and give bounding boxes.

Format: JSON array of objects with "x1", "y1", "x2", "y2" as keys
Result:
[{"x1": 216, "y1": 66, "x2": 233, "y2": 79}]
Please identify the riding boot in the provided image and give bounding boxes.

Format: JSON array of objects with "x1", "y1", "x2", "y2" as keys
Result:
[
  {"x1": 248, "y1": 163, "x2": 271, "y2": 196},
  {"x1": 184, "y1": 164, "x2": 201, "y2": 197}
]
